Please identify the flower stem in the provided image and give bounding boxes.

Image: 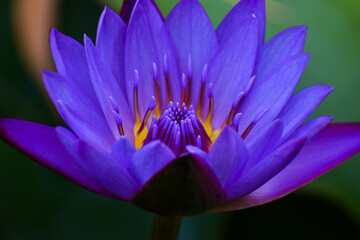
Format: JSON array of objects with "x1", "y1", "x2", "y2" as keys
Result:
[{"x1": 151, "y1": 214, "x2": 183, "y2": 240}]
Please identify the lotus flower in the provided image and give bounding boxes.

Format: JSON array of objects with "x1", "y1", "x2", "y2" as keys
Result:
[{"x1": 1, "y1": 0, "x2": 360, "y2": 217}]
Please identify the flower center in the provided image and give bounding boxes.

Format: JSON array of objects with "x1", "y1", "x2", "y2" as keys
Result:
[
  {"x1": 108, "y1": 55, "x2": 268, "y2": 156},
  {"x1": 144, "y1": 102, "x2": 211, "y2": 156}
]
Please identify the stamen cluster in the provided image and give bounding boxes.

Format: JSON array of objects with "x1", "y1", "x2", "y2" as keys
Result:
[{"x1": 144, "y1": 102, "x2": 211, "y2": 156}]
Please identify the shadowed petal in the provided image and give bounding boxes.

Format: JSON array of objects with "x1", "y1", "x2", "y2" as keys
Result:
[
  {"x1": 255, "y1": 26, "x2": 307, "y2": 84},
  {"x1": 210, "y1": 15, "x2": 258, "y2": 127},
  {"x1": 128, "y1": 141, "x2": 175, "y2": 186},
  {"x1": 214, "y1": 123, "x2": 360, "y2": 212},
  {"x1": 125, "y1": 0, "x2": 180, "y2": 116},
  {"x1": 43, "y1": 70, "x2": 114, "y2": 150},
  {"x1": 277, "y1": 85, "x2": 334, "y2": 140},
  {"x1": 49, "y1": 28, "x2": 99, "y2": 106},
  {"x1": 238, "y1": 53, "x2": 310, "y2": 140},
  {"x1": 244, "y1": 120, "x2": 283, "y2": 172},
  {"x1": 84, "y1": 35, "x2": 134, "y2": 141},
  {"x1": 111, "y1": 136, "x2": 136, "y2": 170},
  {"x1": 96, "y1": 6, "x2": 127, "y2": 96},
  {"x1": 165, "y1": 0, "x2": 218, "y2": 106},
  {"x1": 225, "y1": 137, "x2": 306, "y2": 199},
  {"x1": 0, "y1": 119, "x2": 115, "y2": 198},
  {"x1": 73, "y1": 140, "x2": 137, "y2": 200},
  {"x1": 207, "y1": 127, "x2": 248, "y2": 187},
  {"x1": 216, "y1": 0, "x2": 265, "y2": 48},
  {"x1": 120, "y1": 0, "x2": 161, "y2": 25},
  {"x1": 130, "y1": 154, "x2": 226, "y2": 216}
]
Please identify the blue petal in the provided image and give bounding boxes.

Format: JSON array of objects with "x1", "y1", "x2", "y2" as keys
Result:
[
  {"x1": 125, "y1": 0, "x2": 180, "y2": 116},
  {"x1": 96, "y1": 7, "x2": 127, "y2": 96},
  {"x1": 216, "y1": 0, "x2": 265, "y2": 48},
  {"x1": 209, "y1": 15, "x2": 258, "y2": 128},
  {"x1": 84, "y1": 35, "x2": 134, "y2": 141},
  {"x1": 206, "y1": 127, "x2": 249, "y2": 188},
  {"x1": 73, "y1": 139, "x2": 137, "y2": 200},
  {"x1": 120, "y1": 0, "x2": 162, "y2": 24},
  {"x1": 237, "y1": 53, "x2": 311, "y2": 140},
  {"x1": 128, "y1": 141, "x2": 175, "y2": 186},
  {"x1": 286, "y1": 116, "x2": 334, "y2": 143},
  {"x1": 43, "y1": 71, "x2": 114, "y2": 150},
  {"x1": 217, "y1": 123, "x2": 360, "y2": 211},
  {"x1": 0, "y1": 119, "x2": 115, "y2": 198},
  {"x1": 225, "y1": 137, "x2": 306, "y2": 199},
  {"x1": 277, "y1": 85, "x2": 334, "y2": 140},
  {"x1": 165, "y1": 0, "x2": 218, "y2": 106},
  {"x1": 49, "y1": 29, "x2": 99, "y2": 106},
  {"x1": 244, "y1": 119, "x2": 284, "y2": 172},
  {"x1": 254, "y1": 26, "x2": 307, "y2": 84},
  {"x1": 111, "y1": 136, "x2": 136, "y2": 170}
]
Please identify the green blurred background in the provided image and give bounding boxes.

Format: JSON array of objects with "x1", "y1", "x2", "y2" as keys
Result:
[{"x1": 1, "y1": 0, "x2": 360, "y2": 239}]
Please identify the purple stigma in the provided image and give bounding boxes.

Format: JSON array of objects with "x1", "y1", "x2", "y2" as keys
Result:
[{"x1": 145, "y1": 102, "x2": 211, "y2": 155}]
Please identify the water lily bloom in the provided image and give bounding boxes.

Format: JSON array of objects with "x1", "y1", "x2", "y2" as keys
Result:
[{"x1": 2, "y1": 0, "x2": 360, "y2": 217}]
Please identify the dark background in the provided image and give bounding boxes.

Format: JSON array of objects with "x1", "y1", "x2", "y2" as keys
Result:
[{"x1": 1, "y1": 0, "x2": 360, "y2": 239}]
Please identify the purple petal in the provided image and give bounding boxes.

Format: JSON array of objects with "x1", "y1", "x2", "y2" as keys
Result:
[
  {"x1": 0, "y1": 119, "x2": 115, "y2": 198},
  {"x1": 165, "y1": 0, "x2": 218, "y2": 106},
  {"x1": 255, "y1": 26, "x2": 307, "y2": 84},
  {"x1": 128, "y1": 141, "x2": 175, "y2": 186},
  {"x1": 125, "y1": 0, "x2": 180, "y2": 116},
  {"x1": 130, "y1": 154, "x2": 226, "y2": 216},
  {"x1": 238, "y1": 53, "x2": 311, "y2": 140},
  {"x1": 210, "y1": 15, "x2": 258, "y2": 127},
  {"x1": 186, "y1": 145, "x2": 208, "y2": 160},
  {"x1": 84, "y1": 35, "x2": 134, "y2": 141},
  {"x1": 245, "y1": 119, "x2": 284, "y2": 172},
  {"x1": 120, "y1": 0, "x2": 161, "y2": 25},
  {"x1": 215, "y1": 123, "x2": 360, "y2": 212},
  {"x1": 206, "y1": 127, "x2": 248, "y2": 187},
  {"x1": 225, "y1": 137, "x2": 306, "y2": 199},
  {"x1": 216, "y1": 0, "x2": 265, "y2": 48},
  {"x1": 277, "y1": 85, "x2": 334, "y2": 140},
  {"x1": 111, "y1": 136, "x2": 136, "y2": 170},
  {"x1": 96, "y1": 7, "x2": 127, "y2": 96},
  {"x1": 43, "y1": 70, "x2": 114, "y2": 150},
  {"x1": 73, "y1": 139, "x2": 137, "y2": 200},
  {"x1": 49, "y1": 29, "x2": 99, "y2": 106},
  {"x1": 286, "y1": 116, "x2": 334, "y2": 142}
]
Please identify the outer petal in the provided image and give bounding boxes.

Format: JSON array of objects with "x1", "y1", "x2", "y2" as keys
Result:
[
  {"x1": 43, "y1": 70, "x2": 114, "y2": 150},
  {"x1": 286, "y1": 116, "x2": 334, "y2": 142},
  {"x1": 84, "y1": 36, "x2": 134, "y2": 141},
  {"x1": 206, "y1": 127, "x2": 248, "y2": 187},
  {"x1": 73, "y1": 140, "x2": 137, "y2": 200},
  {"x1": 237, "y1": 53, "x2": 310, "y2": 140},
  {"x1": 225, "y1": 137, "x2": 306, "y2": 199},
  {"x1": 277, "y1": 85, "x2": 334, "y2": 140},
  {"x1": 210, "y1": 15, "x2": 258, "y2": 127},
  {"x1": 244, "y1": 119, "x2": 283, "y2": 172},
  {"x1": 130, "y1": 154, "x2": 226, "y2": 216},
  {"x1": 125, "y1": 0, "x2": 180, "y2": 116},
  {"x1": 165, "y1": 0, "x2": 218, "y2": 106},
  {"x1": 214, "y1": 123, "x2": 360, "y2": 212},
  {"x1": 254, "y1": 26, "x2": 307, "y2": 84},
  {"x1": 0, "y1": 119, "x2": 114, "y2": 198},
  {"x1": 128, "y1": 141, "x2": 175, "y2": 186},
  {"x1": 49, "y1": 29, "x2": 99, "y2": 106},
  {"x1": 111, "y1": 136, "x2": 136, "y2": 170},
  {"x1": 216, "y1": 0, "x2": 265, "y2": 48},
  {"x1": 96, "y1": 7, "x2": 127, "y2": 96}
]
